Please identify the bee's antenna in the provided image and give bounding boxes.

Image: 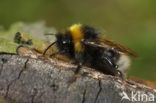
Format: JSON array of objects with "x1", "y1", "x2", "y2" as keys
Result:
[{"x1": 43, "y1": 41, "x2": 56, "y2": 56}]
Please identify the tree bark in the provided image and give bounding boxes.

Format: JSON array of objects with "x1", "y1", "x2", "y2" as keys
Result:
[{"x1": 0, "y1": 54, "x2": 155, "y2": 103}]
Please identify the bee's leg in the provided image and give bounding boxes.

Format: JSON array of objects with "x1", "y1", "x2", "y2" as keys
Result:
[
  {"x1": 50, "y1": 50, "x2": 65, "y2": 58},
  {"x1": 103, "y1": 57, "x2": 118, "y2": 69},
  {"x1": 116, "y1": 70, "x2": 130, "y2": 92},
  {"x1": 68, "y1": 64, "x2": 82, "y2": 83},
  {"x1": 102, "y1": 57, "x2": 125, "y2": 80},
  {"x1": 116, "y1": 70, "x2": 124, "y2": 81}
]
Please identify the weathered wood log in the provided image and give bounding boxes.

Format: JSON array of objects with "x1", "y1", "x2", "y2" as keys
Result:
[{"x1": 0, "y1": 54, "x2": 155, "y2": 103}]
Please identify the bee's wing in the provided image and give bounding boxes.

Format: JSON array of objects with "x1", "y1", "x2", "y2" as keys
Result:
[{"x1": 82, "y1": 38, "x2": 138, "y2": 58}]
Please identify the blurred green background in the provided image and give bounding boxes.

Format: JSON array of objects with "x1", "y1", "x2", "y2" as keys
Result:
[{"x1": 0, "y1": 0, "x2": 155, "y2": 82}]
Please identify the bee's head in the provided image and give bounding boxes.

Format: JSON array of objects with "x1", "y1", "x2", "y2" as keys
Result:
[{"x1": 56, "y1": 33, "x2": 74, "y2": 57}]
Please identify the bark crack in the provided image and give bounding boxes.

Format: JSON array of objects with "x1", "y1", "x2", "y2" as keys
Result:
[
  {"x1": 18, "y1": 58, "x2": 29, "y2": 79},
  {"x1": 0, "y1": 63, "x2": 3, "y2": 76},
  {"x1": 0, "y1": 58, "x2": 8, "y2": 76},
  {"x1": 81, "y1": 88, "x2": 86, "y2": 103},
  {"x1": 94, "y1": 79, "x2": 102, "y2": 103},
  {"x1": 5, "y1": 58, "x2": 29, "y2": 99},
  {"x1": 31, "y1": 88, "x2": 38, "y2": 103}
]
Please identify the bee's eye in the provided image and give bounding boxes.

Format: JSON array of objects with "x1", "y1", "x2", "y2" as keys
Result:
[
  {"x1": 62, "y1": 40, "x2": 71, "y2": 45},
  {"x1": 62, "y1": 41, "x2": 67, "y2": 44},
  {"x1": 105, "y1": 49, "x2": 115, "y2": 58}
]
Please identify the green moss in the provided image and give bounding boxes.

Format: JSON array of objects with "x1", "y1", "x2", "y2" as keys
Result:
[
  {"x1": 0, "y1": 38, "x2": 18, "y2": 53},
  {"x1": 0, "y1": 22, "x2": 55, "y2": 53}
]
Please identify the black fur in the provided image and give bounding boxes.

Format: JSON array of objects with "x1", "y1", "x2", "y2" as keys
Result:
[{"x1": 82, "y1": 25, "x2": 99, "y2": 41}]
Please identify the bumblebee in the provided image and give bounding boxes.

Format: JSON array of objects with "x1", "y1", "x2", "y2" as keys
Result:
[{"x1": 43, "y1": 24, "x2": 138, "y2": 80}]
